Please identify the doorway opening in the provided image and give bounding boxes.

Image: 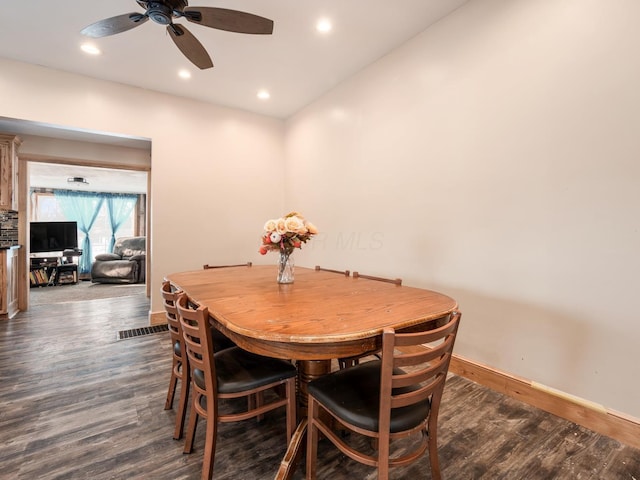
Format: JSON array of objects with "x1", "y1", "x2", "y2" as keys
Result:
[{"x1": 28, "y1": 162, "x2": 149, "y2": 306}]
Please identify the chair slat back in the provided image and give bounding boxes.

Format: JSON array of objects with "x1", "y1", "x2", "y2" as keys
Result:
[
  {"x1": 161, "y1": 280, "x2": 182, "y2": 345},
  {"x1": 380, "y1": 311, "x2": 461, "y2": 412},
  {"x1": 176, "y1": 293, "x2": 217, "y2": 394},
  {"x1": 353, "y1": 271, "x2": 402, "y2": 285},
  {"x1": 314, "y1": 265, "x2": 350, "y2": 276},
  {"x1": 203, "y1": 262, "x2": 252, "y2": 269}
]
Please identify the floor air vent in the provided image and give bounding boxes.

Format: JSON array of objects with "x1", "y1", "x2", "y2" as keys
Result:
[{"x1": 117, "y1": 324, "x2": 169, "y2": 340}]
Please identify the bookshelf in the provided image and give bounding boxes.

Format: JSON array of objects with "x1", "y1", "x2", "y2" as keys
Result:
[{"x1": 30, "y1": 257, "x2": 78, "y2": 288}]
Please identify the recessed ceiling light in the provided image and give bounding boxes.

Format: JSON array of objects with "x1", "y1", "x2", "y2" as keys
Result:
[
  {"x1": 257, "y1": 90, "x2": 271, "y2": 100},
  {"x1": 80, "y1": 43, "x2": 101, "y2": 55},
  {"x1": 178, "y1": 69, "x2": 191, "y2": 79},
  {"x1": 316, "y1": 18, "x2": 333, "y2": 33}
]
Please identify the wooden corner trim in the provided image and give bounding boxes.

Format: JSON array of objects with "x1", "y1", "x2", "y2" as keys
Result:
[
  {"x1": 449, "y1": 354, "x2": 640, "y2": 450},
  {"x1": 149, "y1": 310, "x2": 165, "y2": 326}
]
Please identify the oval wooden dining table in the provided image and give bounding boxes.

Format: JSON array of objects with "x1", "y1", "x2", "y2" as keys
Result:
[{"x1": 165, "y1": 264, "x2": 458, "y2": 479}]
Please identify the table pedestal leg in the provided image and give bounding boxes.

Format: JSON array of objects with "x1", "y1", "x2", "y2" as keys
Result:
[
  {"x1": 296, "y1": 359, "x2": 331, "y2": 418},
  {"x1": 275, "y1": 418, "x2": 307, "y2": 480},
  {"x1": 276, "y1": 359, "x2": 330, "y2": 480}
]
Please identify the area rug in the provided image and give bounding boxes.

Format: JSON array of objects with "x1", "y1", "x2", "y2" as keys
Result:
[{"x1": 29, "y1": 280, "x2": 146, "y2": 306}]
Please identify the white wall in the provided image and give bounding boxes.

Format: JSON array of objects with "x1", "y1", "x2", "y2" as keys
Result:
[
  {"x1": 0, "y1": 57, "x2": 286, "y2": 313},
  {"x1": 19, "y1": 135, "x2": 151, "y2": 170},
  {"x1": 2, "y1": 0, "x2": 638, "y2": 421},
  {"x1": 285, "y1": 0, "x2": 640, "y2": 418}
]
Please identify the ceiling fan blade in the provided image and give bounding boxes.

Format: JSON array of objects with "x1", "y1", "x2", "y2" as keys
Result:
[
  {"x1": 81, "y1": 12, "x2": 149, "y2": 38},
  {"x1": 183, "y1": 7, "x2": 274, "y2": 34},
  {"x1": 167, "y1": 24, "x2": 213, "y2": 70}
]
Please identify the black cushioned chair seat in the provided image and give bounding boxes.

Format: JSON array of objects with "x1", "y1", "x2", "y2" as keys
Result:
[
  {"x1": 193, "y1": 347, "x2": 296, "y2": 394},
  {"x1": 307, "y1": 360, "x2": 431, "y2": 433}
]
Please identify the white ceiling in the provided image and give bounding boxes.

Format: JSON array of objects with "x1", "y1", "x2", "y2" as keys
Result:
[
  {"x1": 0, "y1": 0, "x2": 469, "y2": 120},
  {"x1": 3, "y1": 1, "x2": 469, "y2": 194},
  {"x1": 29, "y1": 163, "x2": 148, "y2": 194}
]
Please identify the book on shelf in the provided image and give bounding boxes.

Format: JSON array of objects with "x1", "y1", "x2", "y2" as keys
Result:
[
  {"x1": 48, "y1": 268, "x2": 57, "y2": 285},
  {"x1": 37, "y1": 268, "x2": 48, "y2": 283}
]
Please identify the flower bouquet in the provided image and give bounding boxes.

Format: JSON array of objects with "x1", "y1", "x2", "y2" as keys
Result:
[{"x1": 259, "y1": 212, "x2": 317, "y2": 283}]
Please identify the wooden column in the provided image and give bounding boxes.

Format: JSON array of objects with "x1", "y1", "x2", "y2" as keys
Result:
[{"x1": 296, "y1": 359, "x2": 331, "y2": 417}]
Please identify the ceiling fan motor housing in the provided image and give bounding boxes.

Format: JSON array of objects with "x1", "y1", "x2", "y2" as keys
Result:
[{"x1": 137, "y1": 0, "x2": 188, "y2": 24}]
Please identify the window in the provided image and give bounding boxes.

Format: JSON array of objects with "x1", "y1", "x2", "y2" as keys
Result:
[{"x1": 30, "y1": 191, "x2": 137, "y2": 260}]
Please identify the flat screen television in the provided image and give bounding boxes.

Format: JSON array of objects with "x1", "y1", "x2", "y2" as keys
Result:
[{"x1": 30, "y1": 221, "x2": 79, "y2": 253}]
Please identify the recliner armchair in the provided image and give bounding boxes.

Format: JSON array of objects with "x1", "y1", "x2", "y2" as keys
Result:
[{"x1": 90, "y1": 236, "x2": 146, "y2": 284}]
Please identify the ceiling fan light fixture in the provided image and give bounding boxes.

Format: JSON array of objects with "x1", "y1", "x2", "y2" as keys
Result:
[{"x1": 68, "y1": 176, "x2": 90, "y2": 185}]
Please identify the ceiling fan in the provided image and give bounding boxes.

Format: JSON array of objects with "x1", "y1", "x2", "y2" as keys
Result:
[{"x1": 80, "y1": 0, "x2": 274, "y2": 70}]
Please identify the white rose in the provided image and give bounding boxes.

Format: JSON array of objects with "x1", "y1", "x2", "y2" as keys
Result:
[
  {"x1": 264, "y1": 219, "x2": 278, "y2": 232},
  {"x1": 275, "y1": 218, "x2": 288, "y2": 235},
  {"x1": 305, "y1": 222, "x2": 318, "y2": 235},
  {"x1": 285, "y1": 215, "x2": 306, "y2": 234}
]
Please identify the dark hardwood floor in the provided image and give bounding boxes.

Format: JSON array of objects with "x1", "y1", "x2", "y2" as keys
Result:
[{"x1": 1, "y1": 294, "x2": 638, "y2": 479}]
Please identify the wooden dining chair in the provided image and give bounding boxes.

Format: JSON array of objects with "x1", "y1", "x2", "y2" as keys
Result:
[
  {"x1": 202, "y1": 261, "x2": 252, "y2": 269},
  {"x1": 176, "y1": 292, "x2": 298, "y2": 480},
  {"x1": 161, "y1": 280, "x2": 190, "y2": 440},
  {"x1": 162, "y1": 280, "x2": 236, "y2": 440},
  {"x1": 314, "y1": 265, "x2": 350, "y2": 276},
  {"x1": 352, "y1": 271, "x2": 402, "y2": 285},
  {"x1": 338, "y1": 272, "x2": 403, "y2": 369},
  {"x1": 306, "y1": 311, "x2": 461, "y2": 480}
]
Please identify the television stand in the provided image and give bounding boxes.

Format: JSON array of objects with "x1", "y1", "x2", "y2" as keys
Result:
[{"x1": 30, "y1": 257, "x2": 78, "y2": 288}]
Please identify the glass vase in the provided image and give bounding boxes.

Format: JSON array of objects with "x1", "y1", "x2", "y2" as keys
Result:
[{"x1": 277, "y1": 250, "x2": 295, "y2": 284}]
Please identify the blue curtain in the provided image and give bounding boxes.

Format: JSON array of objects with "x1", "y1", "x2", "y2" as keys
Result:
[
  {"x1": 106, "y1": 194, "x2": 138, "y2": 252},
  {"x1": 54, "y1": 191, "x2": 105, "y2": 275}
]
